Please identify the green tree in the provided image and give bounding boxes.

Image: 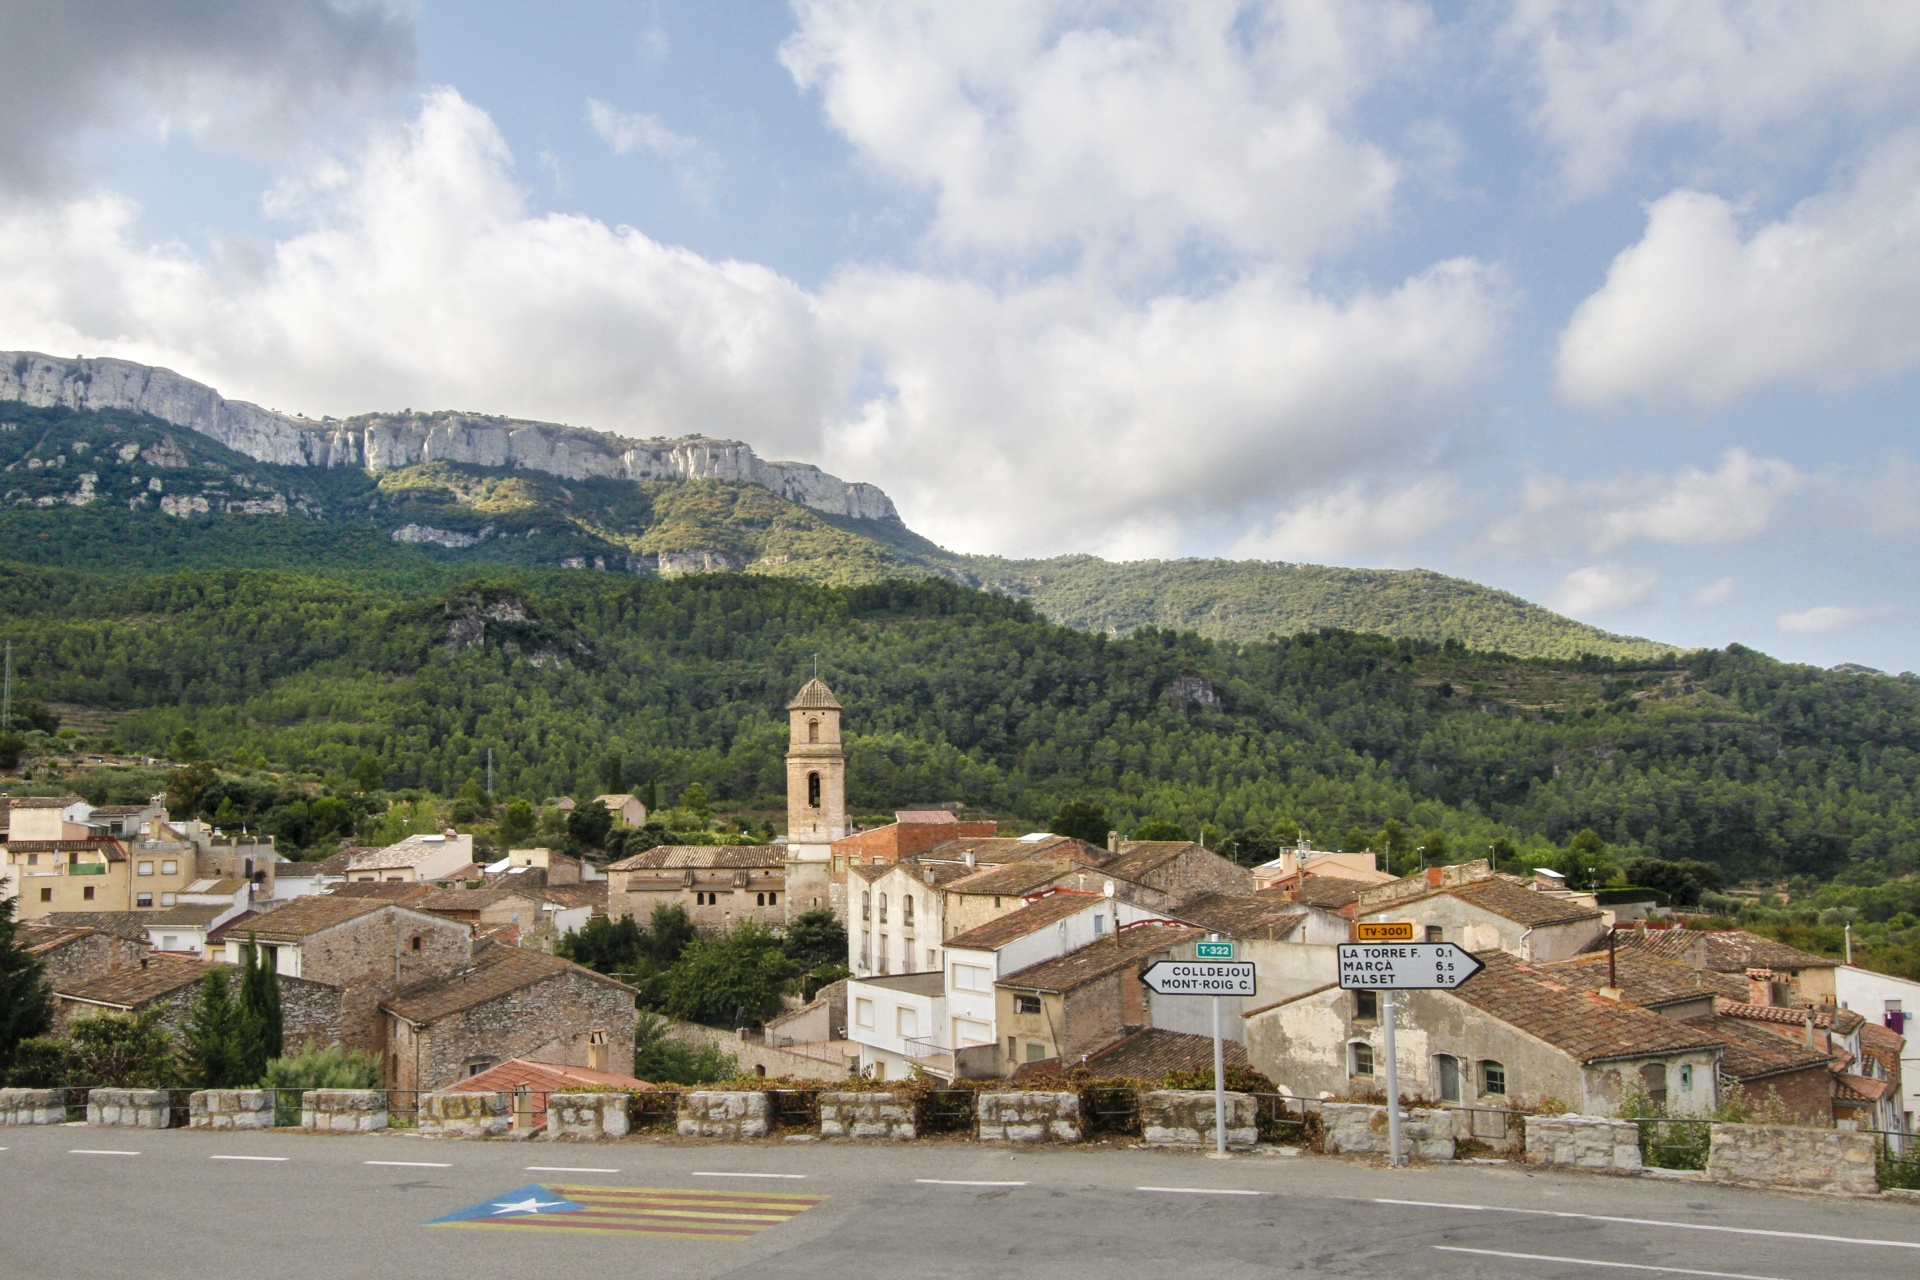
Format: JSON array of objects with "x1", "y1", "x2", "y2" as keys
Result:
[
  {"x1": 1623, "y1": 857, "x2": 1725, "y2": 907},
  {"x1": 1556, "y1": 828, "x2": 1613, "y2": 889},
  {"x1": 1132, "y1": 820, "x2": 1188, "y2": 841},
  {"x1": 0, "y1": 731, "x2": 25, "y2": 771},
  {"x1": 782, "y1": 907, "x2": 847, "y2": 974},
  {"x1": 237, "y1": 937, "x2": 283, "y2": 1081},
  {"x1": 349, "y1": 752, "x2": 384, "y2": 793},
  {"x1": 678, "y1": 783, "x2": 712, "y2": 823},
  {"x1": 0, "y1": 895, "x2": 53, "y2": 1077},
  {"x1": 646, "y1": 903, "x2": 696, "y2": 967},
  {"x1": 565, "y1": 799, "x2": 614, "y2": 851},
  {"x1": 165, "y1": 760, "x2": 220, "y2": 820},
  {"x1": 1222, "y1": 827, "x2": 1280, "y2": 866},
  {"x1": 557, "y1": 916, "x2": 644, "y2": 976},
  {"x1": 170, "y1": 727, "x2": 204, "y2": 761},
  {"x1": 656, "y1": 922, "x2": 798, "y2": 1025},
  {"x1": 1050, "y1": 799, "x2": 1110, "y2": 846},
  {"x1": 69, "y1": 1012, "x2": 176, "y2": 1087},
  {"x1": 603, "y1": 752, "x2": 625, "y2": 794},
  {"x1": 496, "y1": 798, "x2": 536, "y2": 846},
  {"x1": 632, "y1": 1011, "x2": 738, "y2": 1085},
  {"x1": 181, "y1": 968, "x2": 244, "y2": 1087}
]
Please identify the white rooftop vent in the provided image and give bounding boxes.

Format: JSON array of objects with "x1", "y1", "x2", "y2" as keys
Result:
[
  {"x1": 483, "y1": 856, "x2": 510, "y2": 874},
  {"x1": 1018, "y1": 832, "x2": 1055, "y2": 843},
  {"x1": 419, "y1": 834, "x2": 446, "y2": 843}
]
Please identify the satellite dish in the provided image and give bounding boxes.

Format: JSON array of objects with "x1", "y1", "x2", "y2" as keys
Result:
[{"x1": 1103, "y1": 880, "x2": 1115, "y2": 898}]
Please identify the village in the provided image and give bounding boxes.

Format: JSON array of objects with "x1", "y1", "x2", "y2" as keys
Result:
[{"x1": 0, "y1": 677, "x2": 1912, "y2": 1200}]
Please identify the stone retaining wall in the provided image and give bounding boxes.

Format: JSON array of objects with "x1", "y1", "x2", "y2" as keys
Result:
[
  {"x1": 1523, "y1": 1114, "x2": 1642, "y2": 1171},
  {"x1": 0, "y1": 1088, "x2": 66, "y2": 1125},
  {"x1": 87, "y1": 1088, "x2": 173, "y2": 1129},
  {"x1": 189, "y1": 1090, "x2": 274, "y2": 1130},
  {"x1": 419, "y1": 1091, "x2": 512, "y2": 1138},
  {"x1": 1321, "y1": 1103, "x2": 1454, "y2": 1160},
  {"x1": 547, "y1": 1093, "x2": 633, "y2": 1141},
  {"x1": 818, "y1": 1091, "x2": 915, "y2": 1140},
  {"x1": 976, "y1": 1091, "x2": 1082, "y2": 1143},
  {"x1": 677, "y1": 1091, "x2": 769, "y2": 1140},
  {"x1": 1706, "y1": 1123, "x2": 1879, "y2": 1196},
  {"x1": 1140, "y1": 1090, "x2": 1258, "y2": 1149},
  {"x1": 300, "y1": 1088, "x2": 388, "y2": 1133}
]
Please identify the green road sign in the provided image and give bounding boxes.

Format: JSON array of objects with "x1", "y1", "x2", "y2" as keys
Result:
[{"x1": 1194, "y1": 941, "x2": 1235, "y2": 959}]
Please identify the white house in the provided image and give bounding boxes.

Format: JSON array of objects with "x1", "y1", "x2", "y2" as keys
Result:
[
  {"x1": 346, "y1": 832, "x2": 474, "y2": 883},
  {"x1": 847, "y1": 972, "x2": 947, "y2": 1081},
  {"x1": 1836, "y1": 964, "x2": 1919, "y2": 1135}
]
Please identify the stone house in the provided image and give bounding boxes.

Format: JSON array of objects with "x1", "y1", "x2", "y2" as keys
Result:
[
  {"x1": 1244, "y1": 950, "x2": 1724, "y2": 1116},
  {"x1": 591, "y1": 795, "x2": 649, "y2": 828},
  {"x1": 1083, "y1": 1026, "x2": 1253, "y2": 1080},
  {"x1": 938, "y1": 852, "x2": 1111, "y2": 941},
  {"x1": 605, "y1": 844, "x2": 787, "y2": 929},
  {"x1": 1711, "y1": 997, "x2": 1902, "y2": 1130},
  {"x1": 994, "y1": 922, "x2": 1202, "y2": 1071},
  {"x1": 1251, "y1": 844, "x2": 1395, "y2": 892},
  {"x1": 1355, "y1": 873, "x2": 1606, "y2": 961},
  {"x1": 19, "y1": 922, "x2": 149, "y2": 987},
  {"x1": 1682, "y1": 1013, "x2": 1835, "y2": 1125},
  {"x1": 51, "y1": 953, "x2": 344, "y2": 1051},
  {"x1": 1098, "y1": 841, "x2": 1256, "y2": 912},
  {"x1": 345, "y1": 832, "x2": 475, "y2": 884},
  {"x1": 1160, "y1": 890, "x2": 1353, "y2": 1025},
  {"x1": 1603, "y1": 926, "x2": 1840, "y2": 1006},
  {"x1": 382, "y1": 944, "x2": 637, "y2": 1092}
]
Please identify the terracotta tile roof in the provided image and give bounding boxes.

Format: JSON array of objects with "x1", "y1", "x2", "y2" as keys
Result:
[
  {"x1": 313, "y1": 849, "x2": 361, "y2": 875},
  {"x1": 272, "y1": 862, "x2": 329, "y2": 878},
  {"x1": 1834, "y1": 1073, "x2": 1894, "y2": 1103},
  {"x1": 606, "y1": 844, "x2": 785, "y2": 872},
  {"x1": 943, "y1": 890, "x2": 1105, "y2": 952},
  {"x1": 852, "y1": 971, "x2": 945, "y2": 997},
  {"x1": 206, "y1": 910, "x2": 265, "y2": 945},
  {"x1": 920, "y1": 836, "x2": 1111, "y2": 868},
  {"x1": 1859, "y1": 1021, "x2": 1906, "y2": 1059},
  {"x1": 19, "y1": 923, "x2": 95, "y2": 954},
  {"x1": 243, "y1": 896, "x2": 389, "y2": 941},
  {"x1": 538, "y1": 883, "x2": 605, "y2": 911},
  {"x1": 1601, "y1": 927, "x2": 1839, "y2": 972},
  {"x1": 786, "y1": 677, "x2": 842, "y2": 710},
  {"x1": 1680, "y1": 1013, "x2": 1832, "y2": 1082},
  {"x1": 55, "y1": 955, "x2": 215, "y2": 1007},
  {"x1": 40, "y1": 911, "x2": 153, "y2": 941},
  {"x1": 1377, "y1": 878, "x2": 1603, "y2": 927},
  {"x1": 142, "y1": 904, "x2": 228, "y2": 928},
  {"x1": 1083, "y1": 1027, "x2": 1251, "y2": 1080},
  {"x1": 1291, "y1": 876, "x2": 1366, "y2": 911},
  {"x1": 1169, "y1": 892, "x2": 1307, "y2": 941},
  {"x1": 7, "y1": 839, "x2": 126, "y2": 861},
  {"x1": 945, "y1": 860, "x2": 1079, "y2": 898},
  {"x1": 1103, "y1": 842, "x2": 1204, "y2": 881},
  {"x1": 1540, "y1": 950, "x2": 1749, "y2": 1008},
  {"x1": 347, "y1": 833, "x2": 471, "y2": 872},
  {"x1": 998, "y1": 924, "x2": 1202, "y2": 993},
  {"x1": 1713, "y1": 998, "x2": 1866, "y2": 1034},
  {"x1": 870, "y1": 859, "x2": 983, "y2": 891},
  {"x1": 450, "y1": 1057, "x2": 654, "y2": 1119},
  {"x1": 12, "y1": 795, "x2": 83, "y2": 809},
  {"x1": 1450, "y1": 951, "x2": 1725, "y2": 1064},
  {"x1": 383, "y1": 945, "x2": 633, "y2": 1024},
  {"x1": 328, "y1": 881, "x2": 439, "y2": 902}
]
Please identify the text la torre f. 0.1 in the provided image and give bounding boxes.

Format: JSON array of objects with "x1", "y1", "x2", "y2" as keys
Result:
[{"x1": 1336, "y1": 942, "x2": 1484, "y2": 990}]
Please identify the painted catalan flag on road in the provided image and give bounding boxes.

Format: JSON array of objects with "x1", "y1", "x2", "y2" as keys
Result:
[{"x1": 426, "y1": 1183, "x2": 824, "y2": 1239}]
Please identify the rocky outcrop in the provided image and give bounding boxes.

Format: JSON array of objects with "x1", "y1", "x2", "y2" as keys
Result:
[{"x1": 1, "y1": 351, "x2": 899, "y2": 521}]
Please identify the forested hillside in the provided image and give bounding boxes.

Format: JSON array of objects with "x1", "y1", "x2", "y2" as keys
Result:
[
  {"x1": 0, "y1": 400, "x2": 1664, "y2": 659},
  {"x1": 2, "y1": 560, "x2": 1916, "y2": 888}
]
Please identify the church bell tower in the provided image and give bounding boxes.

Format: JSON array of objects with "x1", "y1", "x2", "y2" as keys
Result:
[{"x1": 783, "y1": 676, "x2": 846, "y2": 917}]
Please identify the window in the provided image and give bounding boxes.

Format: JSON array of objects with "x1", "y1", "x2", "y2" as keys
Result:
[
  {"x1": 768, "y1": 891, "x2": 777, "y2": 905},
  {"x1": 161, "y1": 936, "x2": 178, "y2": 950},
  {"x1": 877, "y1": 894, "x2": 888, "y2": 924},
  {"x1": 136, "y1": 892, "x2": 153, "y2": 908},
  {"x1": 25, "y1": 853, "x2": 36, "y2": 866},
  {"x1": 137, "y1": 861, "x2": 154, "y2": 877},
  {"x1": 1480, "y1": 1061, "x2": 1507, "y2": 1097},
  {"x1": 1639, "y1": 1062, "x2": 1668, "y2": 1108},
  {"x1": 756, "y1": 892, "x2": 766, "y2": 906},
  {"x1": 1026, "y1": 1042, "x2": 1047, "y2": 1063},
  {"x1": 83, "y1": 885, "x2": 95, "y2": 901},
  {"x1": 467, "y1": 1060, "x2": 495, "y2": 1077},
  {"x1": 955, "y1": 1019, "x2": 991, "y2": 1047},
  {"x1": 808, "y1": 771, "x2": 821, "y2": 808},
  {"x1": 1354, "y1": 991, "x2": 1379, "y2": 1021},
  {"x1": 39, "y1": 887, "x2": 51, "y2": 902},
  {"x1": 953, "y1": 963, "x2": 991, "y2": 992},
  {"x1": 897, "y1": 1007, "x2": 919, "y2": 1038},
  {"x1": 410, "y1": 935, "x2": 422, "y2": 952},
  {"x1": 1425, "y1": 925, "x2": 1443, "y2": 943},
  {"x1": 903, "y1": 896, "x2": 915, "y2": 926},
  {"x1": 161, "y1": 860, "x2": 178, "y2": 875},
  {"x1": 1680, "y1": 1064, "x2": 1694, "y2": 1092},
  {"x1": 1350, "y1": 1041, "x2": 1374, "y2": 1077},
  {"x1": 1770, "y1": 980, "x2": 1791, "y2": 1007},
  {"x1": 1015, "y1": 994, "x2": 1042, "y2": 1015},
  {"x1": 161, "y1": 892, "x2": 176, "y2": 906},
  {"x1": 862, "y1": 891, "x2": 871, "y2": 921},
  {"x1": 855, "y1": 998, "x2": 875, "y2": 1029},
  {"x1": 1435, "y1": 1053, "x2": 1462, "y2": 1103},
  {"x1": 1093, "y1": 913, "x2": 1105, "y2": 935},
  {"x1": 878, "y1": 934, "x2": 888, "y2": 975},
  {"x1": 808, "y1": 719, "x2": 819, "y2": 743}
]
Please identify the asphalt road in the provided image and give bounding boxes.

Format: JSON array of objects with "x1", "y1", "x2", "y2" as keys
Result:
[{"x1": 1, "y1": 1125, "x2": 1915, "y2": 1280}]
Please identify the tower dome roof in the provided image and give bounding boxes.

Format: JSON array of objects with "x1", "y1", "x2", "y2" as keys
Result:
[{"x1": 786, "y1": 677, "x2": 843, "y2": 711}]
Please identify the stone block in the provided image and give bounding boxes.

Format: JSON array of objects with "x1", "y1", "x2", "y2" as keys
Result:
[
  {"x1": 87, "y1": 1088, "x2": 173, "y2": 1129},
  {"x1": 419, "y1": 1091, "x2": 512, "y2": 1138},
  {"x1": 677, "y1": 1091, "x2": 769, "y2": 1140},
  {"x1": 300, "y1": 1088, "x2": 389, "y2": 1133},
  {"x1": 1523, "y1": 1114, "x2": 1643, "y2": 1171},
  {"x1": 1706, "y1": 1123, "x2": 1879, "y2": 1196},
  {"x1": 0, "y1": 1088, "x2": 67, "y2": 1125},
  {"x1": 547, "y1": 1093, "x2": 634, "y2": 1141},
  {"x1": 1321, "y1": 1103, "x2": 1454, "y2": 1161},
  {"x1": 975, "y1": 1091, "x2": 1082, "y2": 1143},
  {"x1": 817, "y1": 1092, "x2": 916, "y2": 1141},
  {"x1": 188, "y1": 1089, "x2": 274, "y2": 1130},
  {"x1": 1139, "y1": 1089, "x2": 1258, "y2": 1149}
]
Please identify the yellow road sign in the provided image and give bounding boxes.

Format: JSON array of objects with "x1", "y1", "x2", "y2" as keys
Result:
[{"x1": 1356, "y1": 921, "x2": 1415, "y2": 942}]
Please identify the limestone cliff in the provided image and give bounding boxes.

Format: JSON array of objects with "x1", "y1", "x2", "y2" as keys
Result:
[{"x1": 0, "y1": 351, "x2": 898, "y2": 521}]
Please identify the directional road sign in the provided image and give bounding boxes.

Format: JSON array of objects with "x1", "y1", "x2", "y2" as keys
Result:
[
  {"x1": 1336, "y1": 942, "x2": 1484, "y2": 990},
  {"x1": 1138, "y1": 959, "x2": 1256, "y2": 996},
  {"x1": 1194, "y1": 941, "x2": 1235, "y2": 959},
  {"x1": 1355, "y1": 921, "x2": 1414, "y2": 942}
]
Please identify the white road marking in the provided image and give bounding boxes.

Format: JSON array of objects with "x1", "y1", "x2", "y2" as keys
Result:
[
  {"x1": 692, "y1": 1171, "x2": 808, "y2": 1179},
  {"x1": 916, "y1": 1179, "x2": 1028, "y2": 1187},
  {"x1": 210, "y1": 1155, "x2": 288, "y2": 1162},
  {"x1": 1434, "y1": 1245, "x2": 1791, "y2": 1280},
  {"x1": 364, "y1": 1160, "x2": 451, "y2": 1168},
  {"x1": 1136, "y1": 1186, "x2": 1263, "y2": 1196},
  {"x1": 526, "y1": 1166, "x2": 620, "y2": 1173},
  {"x1": 69, "y1": 1149, "x2": 140, "y2": 1156},
  {"x1": 1379, "y1": 1199, "x2": 1920, "y2": 1251}
]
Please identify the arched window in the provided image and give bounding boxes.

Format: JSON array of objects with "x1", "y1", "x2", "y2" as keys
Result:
[
  {"x1": 1435, "y1": 1053, "x2": 1462, "y2": 1103},
  {"x1": 1349, "y1": 1041, "x2": 1374, "y2": 1077},
  {"x1": 862, "y1": 890, "x2": 871, "y2": 921},
  {"x1": 1639, "y1": 1062, "x2": 1668, "y2": 1107},
  {"x1": 1480, "y1": 1060, "x2": 1507, "y2": 1097},
  {"x1": 808, "y1": 771, "x2": 821, "y2": 807},
  {"x1": 903, "y1": 895, "x2": 915, "y2": 926},
  {"x1": 808, "y1": 718, "x2": 819, "y2": 743},
  {"x1": 878, "y1": 893, "x2": 888, "y2": 924}
]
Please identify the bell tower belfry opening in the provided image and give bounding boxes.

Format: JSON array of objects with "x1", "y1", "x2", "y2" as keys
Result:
[{"x1": 783, "y1": 675, "x2": 846, "y2": 916}]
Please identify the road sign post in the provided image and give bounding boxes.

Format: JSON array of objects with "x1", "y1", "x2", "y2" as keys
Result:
[
  {"x1": 1138, "y1": 948, "x2": 1257, "y2": 1158},
  {"x1": 1335, "y1": 942, "x2": 1484, "y2": 1166}
]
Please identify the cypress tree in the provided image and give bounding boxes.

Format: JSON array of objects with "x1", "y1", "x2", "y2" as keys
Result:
[
  {"x1": 236, "y1": 935, "x2": 283, "y2": 1083},
  {"x1": 182, "y1": 968, "x2": 242, "y2": 1087},
  {"x1": 0, "y1": 894, "x2": 53, "y2": 1076}
]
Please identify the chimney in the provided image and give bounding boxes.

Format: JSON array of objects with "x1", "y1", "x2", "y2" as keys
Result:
[
  {"x1": 1426, "y1": 866, "x2": 1444, "y2": 887},
  {"x1": 1804, "y1": 1009, "x2": 1818, "y2": 1050},
  {"x1": 963, "y1": 851, "x2": 976, "y2": 868},
  {"x1": 923, "y1": 867, "x2": 935, "y2": 884},
  {"x1": 1746, "y1": 968, "x2": 1774, "y2": 1007},
  {"x1": 1107, "y1": 829, "x2": 1119, "y2": 853}
]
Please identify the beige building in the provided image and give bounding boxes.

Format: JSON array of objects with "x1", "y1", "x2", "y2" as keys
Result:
[
  {"x1": 346, "y1": 832, "x2": 475, "y2": 883},
  {"x1": 592, "y1": 795, "x2": 648, "y2": 828},
  {"x1": 785, "y1": 677, "x2": 847, "y2": 915},
  {"x1": 1354, "y1": 870, "x2": 1607, "y2": 962},
  {"x1": 994, "y1": 922, "x2": 1202, "y2": 1070},
  {"x1": 606, "y1": 845, "x2": 788, "y2": 929}
]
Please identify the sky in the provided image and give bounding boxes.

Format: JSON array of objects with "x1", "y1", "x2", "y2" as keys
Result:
[{"x1": 0, "y1": 1, "x2": 1917, "y2": 671}]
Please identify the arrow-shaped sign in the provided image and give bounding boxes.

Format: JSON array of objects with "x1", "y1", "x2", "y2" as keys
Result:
[
  {"x1": 1138, "y1": 959, "x2": 1256, "y2": 996},
  {"x1": 1337, "y1": 942, "x2": 1485, "y2": 990}
]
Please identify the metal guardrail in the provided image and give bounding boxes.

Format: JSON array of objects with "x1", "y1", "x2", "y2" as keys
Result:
[
  {"x1": 920, "y1": 1088, "x2": 976, "y2": 1135},
  {"x1": 766, "y1": 1088, "x2": 819, "y2": 1131},
  {"x1": 1863, "y1": 1128, "x2": 1920, "y2": 1191}
]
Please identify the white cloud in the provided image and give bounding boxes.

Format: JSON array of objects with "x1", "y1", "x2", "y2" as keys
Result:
[
  {"x1": 1491, "y1": 449, "x2": 1806, "y2": 552},
  {"x1": 782, "y1": 0, "x2": 1427, "y2": 273},
  {"x1": 586, "y1": 100, "x2": 695, "y2": 157},
  {"x1": 1556, "y1": 564, "x2": 1656, "y2": 615},
  {"x1": 1504, "y1": 1, "x2": 1920, "y2": 196},
  {"x1": 1232, "y1": 477, "x2": 1454, "y2": 562},
  {"x1": 1693, "y1": 577, "x2": 1736, "y2": 607},
  {"x1": 1780, "y1": 605, "x2": 1871, "y2": 636},
  {"x1": 1556, "y1": 135, "x2": 1920, "y2": 411}
]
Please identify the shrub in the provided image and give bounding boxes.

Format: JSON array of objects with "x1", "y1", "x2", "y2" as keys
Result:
[{"x1": 632, "y1": 1012, "x2": 739, "y2": 1085}]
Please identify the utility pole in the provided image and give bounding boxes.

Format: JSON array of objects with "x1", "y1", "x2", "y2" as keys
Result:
[
  {"x1": 2, "y1": 639, "x2": 11, "y2": 730},
  {"x1": 486, "y1": 747, "x2": 493, "y2": 796}
]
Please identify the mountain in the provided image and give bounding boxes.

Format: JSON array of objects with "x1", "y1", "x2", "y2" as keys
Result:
[{"x1": 1, "y1": 351, "x2": 1667, "y2": 660}]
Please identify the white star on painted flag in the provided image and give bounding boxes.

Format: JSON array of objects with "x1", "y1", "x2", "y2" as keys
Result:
[{"x1": 490, "y1": 1196, "x2": 567, "y2": 1215}]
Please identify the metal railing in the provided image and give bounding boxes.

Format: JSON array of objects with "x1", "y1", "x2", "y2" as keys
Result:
[
  {"x1": 1248, "y1": 1093, "x2": 1323, "y2": 1148},
  {"x1": 1081, "y1": 1086, "x2": 1139, "y2": 1136},
  {"x1": 919, "y1": 1088, "x2": 977, "y2": 1135},
  {"x1": 1866, "y1": 1129, "x2": 1920, "y2": 1191},
  {"x1": 766, "y1": 1088, "x2": 820, "y2": 1132},
  {"x1": 1630, "y1": 1117, "x2": 1712, "y2": 1170}
]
